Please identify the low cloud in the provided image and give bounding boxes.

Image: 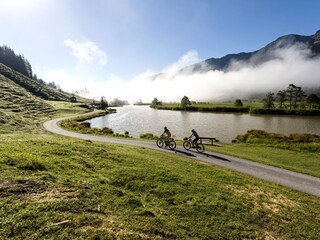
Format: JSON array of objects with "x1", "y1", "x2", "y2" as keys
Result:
[
  {"x1": 93, "y1": 46, "x2": 319, "y2": 103},
  {"x1": 64, "y1": 39, "x2": 107, "y2": 65},
  {"x1": 48, "y1": 46, "x2": 320, "y2": 103},
  {"x1": 162, "y1": 50, "x2": 201, "y2": 73}
]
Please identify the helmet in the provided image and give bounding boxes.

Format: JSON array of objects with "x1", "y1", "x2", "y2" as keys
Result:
[
  {"x1": 192, "y1": 129, "x2": 195, "y2": 132},
  {"x1": 164, "y1": 126, "x2": 167, "y2": 130}
]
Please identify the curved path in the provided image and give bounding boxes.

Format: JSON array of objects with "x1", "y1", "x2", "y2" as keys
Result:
[{"x1": 44, "y1": 113, "x2": 320, "y2": 197}]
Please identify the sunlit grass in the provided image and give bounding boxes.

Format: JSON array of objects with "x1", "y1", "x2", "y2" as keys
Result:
[
  {"x1": 0, "y1": 133, "x2": 319, "y2": 239},
  {"x1": 206, "y1": 143, "x2": 320, "y2": 178}
]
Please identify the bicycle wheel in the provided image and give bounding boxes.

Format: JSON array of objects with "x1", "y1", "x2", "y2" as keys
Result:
[
  {"x1": 183, "y1": 141, "x2": 191, "y2": 150},
  {"x1": 196, "y1": 143, "x2": 205, "y2": 153},
  {"x1": 156, "y1": 139, "x2": 164, "y2": 148},
  {"x1": 168, "y1": 140, "x2": 176, "y2": 150}
]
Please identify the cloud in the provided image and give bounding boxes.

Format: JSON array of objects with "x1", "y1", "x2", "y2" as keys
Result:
[
  {"x1": 123, "y1": 44, "x2": 319, "y2": 102},
  {"x1": 162, "y1": 50, "x2": 201, "y2": 73},
  {"x1": 64, "y1": 39, "x2": 107, "y2": 65},
  {"x1": 47, "y1": 46, "x2": 320, "y2": 104}
]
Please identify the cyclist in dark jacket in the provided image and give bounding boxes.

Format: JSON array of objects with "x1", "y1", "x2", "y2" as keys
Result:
[{"x1": 190, "y1": 129, "x2": 200, "y2": 146}]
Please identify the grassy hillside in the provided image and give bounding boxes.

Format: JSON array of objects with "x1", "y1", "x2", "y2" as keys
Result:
[
  {"x1": 0, "y1": 62, "x2": 94, "y2": 133},
  {"x1": 0, "y1": 62, "x2": 73, "y2": 101},
  {"x1": 0, "y1": 73, "x2": 55, "y2": 133},
  {"x1": 0, "y1": 133, "x2": 319, "y2": 239}
]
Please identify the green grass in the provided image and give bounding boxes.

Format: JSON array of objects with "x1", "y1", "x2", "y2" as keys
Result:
[
  {"x1": 208, "y1": 130, "x2": 320, "y2": 178},
  {"x1": 161, "y1": 101, "x2": 263, "y2": 108},
  {"x1": 206, "y1": 143, "x2": 320, "y2": 178},
  {"x1": 46, "y1": 100, "x2": 92, "y2": 117},
  {"x1": 0, "y1": 133, "x2": 319, "y2": 239}
]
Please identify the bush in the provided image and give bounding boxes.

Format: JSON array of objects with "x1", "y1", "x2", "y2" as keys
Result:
[
  {"x1": 140, "y1": 133, "x2": 157, "y2": 139},
  {"x1": 80, "y1": 122, "x2": 91, "y2": 128},
  {"x1": 101, "y1": 127, "x2": 114, "y2": 134},
  {"x1": 18, "y1": 160, "x2": 46, "y2": 171},
  {"x1": 233, "y1": 129, "x2": 320, "y2": 152}
]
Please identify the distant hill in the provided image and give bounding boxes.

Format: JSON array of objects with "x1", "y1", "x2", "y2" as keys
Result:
[{"x1": 150, "y1": 30, "x2": 320, "y2": 80}]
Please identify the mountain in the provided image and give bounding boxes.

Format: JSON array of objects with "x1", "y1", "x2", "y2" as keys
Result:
[
  {"x1": 150, "y1": 30, "x2": 320, "y2": 81},
  {"x1": 184, "y1": 30, "x2": 320, "y2": 74}
]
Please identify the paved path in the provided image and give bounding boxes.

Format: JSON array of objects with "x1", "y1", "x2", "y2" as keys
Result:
[{"x1": 43, "y1": 113, "x2": 320, "y2": 197}]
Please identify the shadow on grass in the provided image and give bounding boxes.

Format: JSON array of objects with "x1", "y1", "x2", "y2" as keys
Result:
[
  {"x1": 203, "y1": 152, "x2": 231, "y2": 162},
  {"x1": 174, "y1": 149, "x2": 197, "y2": 157}
]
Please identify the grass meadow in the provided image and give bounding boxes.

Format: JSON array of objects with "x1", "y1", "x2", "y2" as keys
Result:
[{"x1": 0, "y1": 133, "x2": 319, "y2": 239}]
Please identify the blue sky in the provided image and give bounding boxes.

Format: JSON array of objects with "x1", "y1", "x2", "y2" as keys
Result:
[{"x1": 1, "y1": 0, "x2": 320, "y2": 101}]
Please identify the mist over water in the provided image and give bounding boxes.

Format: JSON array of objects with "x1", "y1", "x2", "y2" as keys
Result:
[{"x1": 84, "y1": 44, "x2": 320, "y2": 103}]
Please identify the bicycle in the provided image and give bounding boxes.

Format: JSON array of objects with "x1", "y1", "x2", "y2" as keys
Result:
[
  {"x1": 183, "y1": 137, "x2": 205, "y2": 153},
  {"x1": 156, "y1": 134, "x2": 176, "y2": 150}
]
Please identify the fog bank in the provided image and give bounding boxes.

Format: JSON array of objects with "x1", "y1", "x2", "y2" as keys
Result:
[{"x1": 79, "y1": 44, "x2": 320, "y2": 102}]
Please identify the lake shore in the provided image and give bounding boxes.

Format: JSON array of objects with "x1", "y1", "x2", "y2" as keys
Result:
[{"x1": 151, "y1": 104, "x2": 320, "y2": 116}]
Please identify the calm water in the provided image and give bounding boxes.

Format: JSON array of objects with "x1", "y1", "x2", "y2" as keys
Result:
[{"x1": 86, "y1": 105, "x2": 320, "y2": 142}]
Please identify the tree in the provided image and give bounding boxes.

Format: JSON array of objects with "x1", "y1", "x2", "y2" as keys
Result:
[
  {"x1": 276, "y1": 90, "x2": 287, "y2": 109},
  {"x1": 0, "y1": 46, "x2": 32, "y2": 78},
  {"x1": 293, "y1": 86, "x2": 306, "y2": 109},
  {"x1": 109, "y1": 98, "x2": 129, "y2": 107},
  {"x1": 286, "y1": 84, "x2": 306, "y2": 109},
  {"x1": 234, "y1": 99, "x2": 243, "y2": 107},
  {"x1": 151, "y1": 97, "x2": 162, "y2": 107},
  {"x1": 100, "y1": 96, "x2": 108, "y2": 109},
  {"x1": 262, "y1": 92, "x2": 275, "y2": 108},
  {"x1": 181, "y1": 96, "x2": 191, "y2": 109},
  {"x1": 306, "y1": 94, "x2": 319, "y2": 109},
  {"x1": 286, "y1": 84, "x2": 296, "y2": 109}
]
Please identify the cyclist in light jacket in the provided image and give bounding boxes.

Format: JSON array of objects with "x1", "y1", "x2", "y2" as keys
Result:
[{"x1": 163, "y1": 126, "x2": 171, "y2": 145}]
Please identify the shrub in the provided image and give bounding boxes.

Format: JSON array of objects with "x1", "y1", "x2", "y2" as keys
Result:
[
  {"x1": 233, "y1": 129, "x2": 320, "y2": 152},
  {"x1": 18, "y1": 160, "x2": 46, "y2": 171},
  {"x1": 80, "y1": 122, "x2": 91, "y2": 128},
  {"x1": 140, "y1": 133, "x2": 157, "y2": 139},
  {"x1": 101, "y1": 127, "x2": 114, "y2": 134}
]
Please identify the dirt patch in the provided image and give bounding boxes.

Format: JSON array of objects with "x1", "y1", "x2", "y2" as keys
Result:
[
  {"x1": 264, "y1": 231, "x2": 278, "y2": 240},
  {"x1": 80, "y1": 217, "x2": 150, "y2": 239},
  {"x1": 29, "y1": 187, "x2": 80, "y2": 203},
  {"x1": 0, "y1": 179, "x2": 47, "y2": 198}
]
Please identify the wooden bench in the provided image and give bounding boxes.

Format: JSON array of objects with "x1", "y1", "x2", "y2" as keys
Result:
[{"x1": 199, "y1": 137, "x2": 220, "y2": 146}]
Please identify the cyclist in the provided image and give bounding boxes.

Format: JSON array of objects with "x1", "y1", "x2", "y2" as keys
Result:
[
  {"x1": 162, "y1": 126, "x2": 171, "y2": 146},
  {"x1": 189, "y1": 129, "x2": 200, "y2": 147}
]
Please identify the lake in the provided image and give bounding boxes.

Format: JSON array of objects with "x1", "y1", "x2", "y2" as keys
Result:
[{"x1": 86, "y1": 105, "x2": 320, "y2": 143}]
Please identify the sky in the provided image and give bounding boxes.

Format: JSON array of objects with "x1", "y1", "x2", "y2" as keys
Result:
[{"x1": 0, "y1": 0, "x2": 320, "y2": 102}]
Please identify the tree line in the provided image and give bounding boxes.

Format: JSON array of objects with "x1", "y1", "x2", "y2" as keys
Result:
[
  {"x1": 263, "y1": 84, "x2": 320, "y2": 109},
  {"x1": 0, "y1": 45, "x2": 60, "y2": 90},
  {"x1": 0, "y1": 45, "x2": 33, "y2": 78}
]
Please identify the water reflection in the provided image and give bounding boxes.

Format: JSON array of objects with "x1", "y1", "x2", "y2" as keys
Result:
[{"x1": 86, "y1": 105, "x2": 320, "y2": 143}]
